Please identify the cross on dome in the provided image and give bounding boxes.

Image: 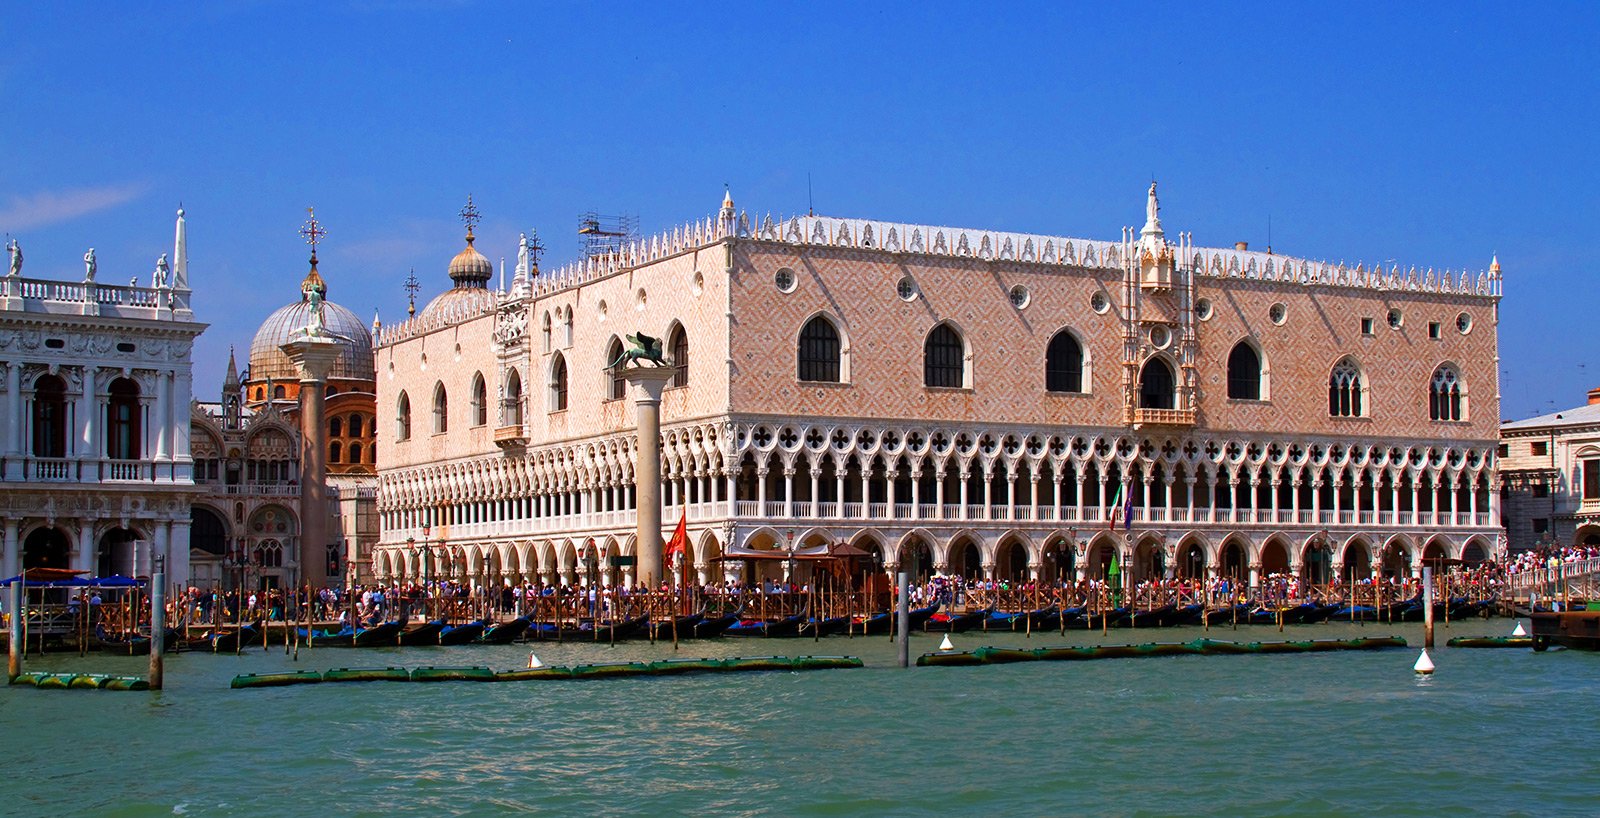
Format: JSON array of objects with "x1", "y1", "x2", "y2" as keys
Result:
[
  {"x1": 300, "y1": 207, "x2": 327, "y2": 259},
  {"x1": 460, "y1": 195, "x2": 481, "y2": 240}
]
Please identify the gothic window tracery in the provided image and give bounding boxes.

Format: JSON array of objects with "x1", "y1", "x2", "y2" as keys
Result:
[
  {"x1": 1329, "y1": 358, "x2": 1366, "y2": 417},
  {"x1": 1429, "y1": 365, "x2": 1463, "y2": 421}
]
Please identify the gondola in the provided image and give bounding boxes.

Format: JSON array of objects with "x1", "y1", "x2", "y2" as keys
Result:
[
  {"x1": 1201, "y1": 604, "x2": 1251, "y2": 626},
  {"x1": 479, "y1": 616, "x2": 531, "y2": 644},
  {"x1": 1118, "y1": 602, "x2": 1176, "y2": 628},
  {"x1": 856, "y1": 603, "x2": 941, "y2": 635},
  {"x1": 397, "y1": 620, "x2": 446, "y2": 646},
  {"x1": 923, "y1": 607, "x2": 992, "y2": 633},
  {"x1": 647, "y1": 612, "x2": 705, "y2": 641},
  {"x1": 208, "y1": 621, "x2": 264, "y2": 652},
  {"x1": 1450, "y1": 598, "x2": 1495, "y2": 619},
  {"x1": 692, "y1": 612, "x2": 739, "y2": 638},
  {"x1": 986, "y1": 605, "x2": 1056, "y2": 632},
  {"x1": 578, "y1": 615, "x2": 648, "y2": 641},
  {"x1": 438, "y1": 620, "x2": 488, "y2": 645},
  {"x1": 353, "y1": 621, "x2": 407, "y2": 647},
  {"x1": 798, "y1": 615, "x2": 851, "y2": 638},
  {"x1": 1166, "y1": 603, "x2": 1206, "y2": 626},
  {"x1": 724, "y1": 613, "x2": 806, "y2": 637},
  {"x1": 298, "y1": 626, "x2": 356, "y2": 647},
  {"x1": 1325, "y1": 605, "x2": 1379, "y2": 622}
]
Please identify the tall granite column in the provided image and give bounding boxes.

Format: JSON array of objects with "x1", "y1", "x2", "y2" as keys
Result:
[
  {"x1": 622, "y1": 366, "x2": 675, "y2": 588},
  {"x1": 280, "y1": 336, "x2": 341, "y2": 589}
]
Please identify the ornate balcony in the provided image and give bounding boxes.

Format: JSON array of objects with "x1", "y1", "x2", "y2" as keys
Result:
[
  {"x1": 494, "y1": 424, "x2": 529, "y2": 450},
  {"x1": 1132, "y1": 407, "x2": 1195, "y2": 427}
]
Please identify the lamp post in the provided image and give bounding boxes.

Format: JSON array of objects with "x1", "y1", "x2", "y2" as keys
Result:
[{"x1": 784, "y1": 528, "x2": 797, "y2": 587}]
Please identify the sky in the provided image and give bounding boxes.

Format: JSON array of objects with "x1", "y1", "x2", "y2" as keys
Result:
[{"x1": 3, "y1": 2, "x2": 1596, "y2": 421}]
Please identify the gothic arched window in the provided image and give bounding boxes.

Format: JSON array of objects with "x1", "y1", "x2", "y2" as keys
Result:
[
  {"x1": 1045, "y1": 330, "x2": 1084, "y2": 393},
  {"x1": 1429, "y1": 364, "x2": 1464, "y2": 421},
  {"x1": 396, "y1": 391, "x2": 411, "y2": 441},
  {"x1": 1138, "y1": 358, "x2": 1175, "y2": 409},
  {"x1": 669, "y1": 325, "x2": 689, "y2": 388},
  {"x1": 797, "y1": 316, "x2": 841, "y2": 383},
  {"x1": 924, "y1": 323, "x2": 965, "y2": 388},
  {"x1": 550, "y1": 353, "x2": 569, "y2": 412},
  {"x1": 470, "y1": 372, "x2": 487, "y2": 426},
  {"x1": 606, "y1": 338, "x2": 626, "y2": 400},
  {"x1": 31, "y1": 374, "x2": 67, "y2": 458},
  {"x1": 504, "y1": 368, "x2": 524, "y2": 425},
  {"x1": 1227, "y1": 341, "x2": 1263, "y2": 400},
  {"x1": 1329, "y1": 357, "x2": 1365, "y2": 417},
  {"x1": 432, "y1": 382, "x2": 448, "y2": 434}
]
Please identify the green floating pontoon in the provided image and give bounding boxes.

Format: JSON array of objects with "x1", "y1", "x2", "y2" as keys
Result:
[
  {"x1": 494, "y1": 666, "x2": 575, "y2": 682},
  {"x1": 410, "y1": 666, "x2": 497, "y2": 683},
  {"x1": 231, "y1": 670, "x2": 325, "y2": 689},
  {"x1": 788, "y1": 656, "x2": 863, "y2": 671},
  {"x1": 10, "y1": 672, "x2": 150, "y2": 690},
  {"x1": 647, "y1": 658, "x2": 726, "y2": 675},
  {"x1": 1446, "y1": 636, "x2": 1533, "y2": 649},
  {"x1": 322, "y1": 667, "x2": 411, "y2": 683},
  {"x1": 919, "y1": 636, "x2": 1410, "y2": 667},
  {"x1": 570, "y1": 662, "x2": 656, "y2": 680}
]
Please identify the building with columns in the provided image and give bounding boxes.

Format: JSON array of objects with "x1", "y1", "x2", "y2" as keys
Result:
[
  {"x1": 188, "y1": 250, "x2": 379, "y2": 592},
  {"x1": 372, "y1": 186, "x2": 1503, "y2": 593},
  {"x1": 1499, "y1": 387, "x2": 1600, "y2": 553},
  {"x1": 0, "y1": 211, "x2": 206, "y2": 589}
]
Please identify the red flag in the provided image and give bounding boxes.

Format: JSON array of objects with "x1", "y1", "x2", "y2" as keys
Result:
[{"x1": 664, "y1": 511, "x2": 689, "y2": 558}]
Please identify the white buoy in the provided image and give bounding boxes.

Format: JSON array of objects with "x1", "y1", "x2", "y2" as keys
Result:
[
  {"x1": 1512, "y1": 621, "x2": 1527, "y2": 637},
  {"x1": 1413, "y1": 649, "x2": 1434, "y2": 675},
  {"x1": 938, "y1": 634, "x2": 955, "y2": 651},
  {"x1": 528, "y1": 652, "x2": 544, "y2": 669}
]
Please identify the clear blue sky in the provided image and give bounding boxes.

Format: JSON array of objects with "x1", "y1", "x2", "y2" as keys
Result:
[{"x1": 4, "y1": 2, "x2": 1595, "y2": 420}]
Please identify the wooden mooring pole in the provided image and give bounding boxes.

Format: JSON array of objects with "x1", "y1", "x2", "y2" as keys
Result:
[
  {"x1": 896, "y1": 572, "x2": 909, "y2": 669},
  {"x1": 7, "y1": 578, "x2": 21, "y2": 681},
  {"x1": 1422, "y1": 566, "x2": 1435, "y2": 649}
]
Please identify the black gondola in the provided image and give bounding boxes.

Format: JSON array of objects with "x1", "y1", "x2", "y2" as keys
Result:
[
  {"x1": 397, "y1": 620, "x2": 446, "y2": 646},
  {"x1": 438, "y1": 620, "x2": 488, "y2": 645},
  {"x1": 692, "y1": 612, "x2": 739, "y2": 638},
  {"x1": 579, "y1": 615, "x2": 648, "y2": 641},
  {"x1": 354, "y1": 621, "x2": 407, "y2": 647},
  {"x1": 724, "y1": 613, "x2": 806, "y2": 637},
  {"x1": 1202, "y1": 604, "x2": 1251, "y2": 626},
  {"x1": 923, "y1": 607, "x2": 992, "y2": 633},
  {"x1": 648, "y1": 612, "x2": 705, "y2": 641},
  {"x1": 479, "y1": 616, "x2": 531, "y2": 644},
  {"x1": 798, "y1": 615, "x2": 851, "y2": 638},
  {"x1": 208, "y1": 621, "x2": 263, "y2": 652}
]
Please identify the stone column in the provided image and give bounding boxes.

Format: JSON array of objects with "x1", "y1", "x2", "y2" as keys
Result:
[
  {"x1": 281, "y1": 336, "x2": 342, "y2": 596},
  {"x1": 622, "y1": 366, "x2": 675, "y2": 588},
  {"x1": 78, "y1": 365, "x2": 98, "y2": 462},
  {"x1": 1, "y1": 518, "x2": 18, "y2": 579}
]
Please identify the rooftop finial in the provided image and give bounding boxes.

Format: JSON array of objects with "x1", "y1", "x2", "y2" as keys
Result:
[
  {"x1": 300, "y1": 206, "x2": 327, "y2": 263},
  {"x1": 460, "y1": 195, "x2": 481, "y2": 243},
  {"x1": 1490, "y1": 254, "x2": 1501, "y2": 275},
  {"x1": 404, "y1": 268, "x2": 420, "y2": 317}
]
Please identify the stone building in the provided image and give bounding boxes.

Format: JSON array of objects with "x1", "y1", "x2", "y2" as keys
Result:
[
  {"x1": 0, "y1": 211, "x2": 205, "y2": 590},
  {"x1": 371, "y1": 186, "x2": 1504, "y2": 592},
  {"x1": 1499, "y1": 387, "x2": 1600, "y2": 552},
  {"x1": 187, "y1": 261, "x2": 379, "y2": 591}
]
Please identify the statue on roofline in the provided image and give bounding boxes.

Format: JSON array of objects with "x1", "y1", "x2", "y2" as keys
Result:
[
  {"x1": 84, "y1": 248, "x2": 96, "y2": 282},
  {"x1": 7, "y1": 239, "x2": 20, "y2": 277}
]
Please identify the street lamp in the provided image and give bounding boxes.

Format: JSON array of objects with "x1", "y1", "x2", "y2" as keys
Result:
[{"x1": 785, "y1": 529, "x2": 797, "y2": 586}]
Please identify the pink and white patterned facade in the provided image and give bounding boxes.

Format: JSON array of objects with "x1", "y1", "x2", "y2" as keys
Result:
[{"x1": 373, "y1": 187, "x2": 1503, "y2": 589}]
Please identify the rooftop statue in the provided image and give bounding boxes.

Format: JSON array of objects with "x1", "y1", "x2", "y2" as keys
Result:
[
  {"x1": 1146, "y1": 181, "x2": 1160, "y2": 226},
  {"x1": 305, "y1": 287, "x2": 326, "y2": 337},
  {"x1": 608, "y1": 332, "x2": 667, "y2": 368},
  {"x1": 7, "y1": 239, "x2": 20, "y2": 276},
  {"x1": 83, "y1": 248, "x2": 96, "y2": 282},
  {"x1": 153, "y1": 253, "x2": 170, "y2": 288}
]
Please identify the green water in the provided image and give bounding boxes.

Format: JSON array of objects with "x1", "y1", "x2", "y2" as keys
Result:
[{"x1": 2, "y1": 619, "x2": 1594, "y2": 817}]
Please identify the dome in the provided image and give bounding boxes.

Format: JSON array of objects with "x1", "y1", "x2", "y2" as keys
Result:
[
  {"x1": 422, "y1": 285, "x2": 499, "y2": 316},
  {"x1": 448, "y1": 241, "x2": 493, "y2": 283},
  {"x1": 249, "y1": 297, "x2": 375, "y2": 384}
]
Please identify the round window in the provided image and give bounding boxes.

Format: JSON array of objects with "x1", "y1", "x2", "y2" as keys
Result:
[
  {"x1": 775, "y1": 268, "x2": 796, "y2": 293},
  {"x1": 1090, "y1": 291, "x2": 1110, "y2": 314},
  {"x1": 636, "y1": 288, "x2": 647, "y2": 311},
  {"x1": 1150, "y1": 325, "x2": 1171, "y2": 348},
  {"x1": 1269, "y1": 303, "x2": 1287, "y2": 325},
  {"x1": 598, "y1": 300, "x2": 608, "y2": 320},
  {"x1": 1456, "y1": 312, "x2": 1472, "y2": 334},
  {"x1": 1387, "y1": 308, "x2": 1403, "y2": 329},
  {"x1": 1195, "y1": 298, "x2": 1213, "y2": 321},
  {"x1": 897, "y1": 276, "x2": 918, "y2": 302},
  {"x1": 692, "y1": 271, "x2": 704, "y2": 296},
  {"x1": 1009, "y1": 284, "x2": 1030, "y2": 309}
]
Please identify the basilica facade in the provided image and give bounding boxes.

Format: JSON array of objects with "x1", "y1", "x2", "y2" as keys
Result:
[
  {"x1": 373, "y1": 186, "x2": 1504, "y2": 591},
  {"x1": 0, "y1": 211, "x2": 205, "y2": 589}
]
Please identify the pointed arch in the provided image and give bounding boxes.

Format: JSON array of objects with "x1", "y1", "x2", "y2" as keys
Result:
[
  {"x1": 667, "y1": 321, "x2": 689, "y2": 388},
  {"x1": 503, "y1": 368, "x2": 524, "y2": 425},
  {"x1": 470, "y1": 371, "x2": 487, "y2": 426},
  {"x1": 1045, "y1": 328, "x2": 1087, "y2": 393},
  {"x1": 1429, "y1": 363, "x2": 1464, "y2": 421},
  {"x1": 431, "y1": 381, "x2": 448, "y2": 434},
  {"x1": 549, "y1": 352, "x2": 569, "y2": 412},
  {"x1": 605, "y1": 336, "x2": 626, "y2": 400},
  {"x1": 1329, "y1": 356, "x2": 1366, "y2": 417},
  {"x1": 396, "y1": 390, "x2": 412, "y2": 440},
  {"x1": 923, "y1": 321, "x2": 968, "y2": 388},
  {"x1": 798, "y1": 313, "x2": 844, "y2": 383},
  {"x1": 1138, "y1": 356, "x2": 1176, "y2": 409},
  {"x1": 1226, "y1": 339, "x2": 1265, "y2": 400}
]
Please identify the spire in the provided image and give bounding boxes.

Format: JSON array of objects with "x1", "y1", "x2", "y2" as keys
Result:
[
  {"x1": 299, "y1": 207, "x2": 328, "y2": 301},
  {"x1": 224, "y1": 345, "x2": 239, "y2": 389},
  {"x1": 719, "y1": 186, "x2": 736, "y2": 233},
  {"x1": 1490, "y1": 255, "x2": 1501, "y2": 275},
  {"x1": 171, "y1": 205, "x2": 192, "y2": 317},
  {"x1": 372, "y1": 308, "x2": 381, "y2": 332}
]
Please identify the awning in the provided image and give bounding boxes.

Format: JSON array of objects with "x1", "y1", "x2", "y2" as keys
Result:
[{"x1": 716, "y1": 541, "x2": 877, "y2": 561}]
